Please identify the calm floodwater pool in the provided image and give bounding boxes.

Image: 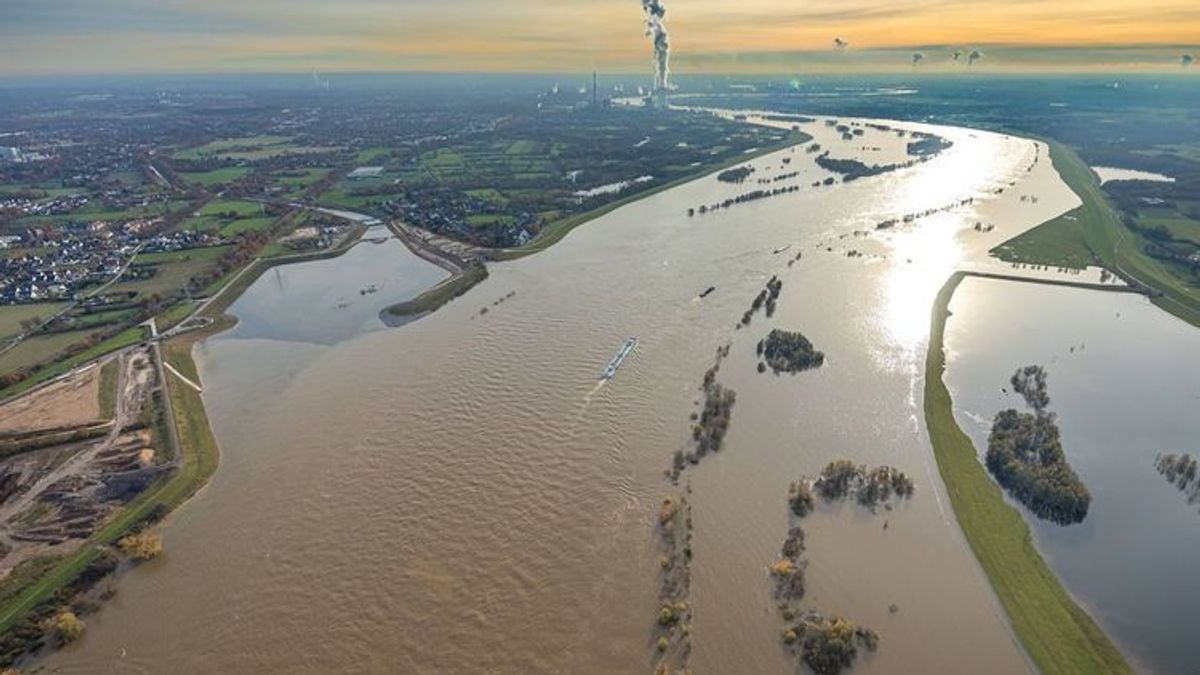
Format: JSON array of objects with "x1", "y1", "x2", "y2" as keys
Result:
[{"x1": 945, "y1": 278, "x2": 1200, "y2": 675}]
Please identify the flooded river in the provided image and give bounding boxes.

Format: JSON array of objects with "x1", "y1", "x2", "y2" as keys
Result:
[
  {"x1": 47, "y1": 117, "x2": 1086, "y2": 673},
  {"x1": 945, "y1": 278, "x2": 1200, "y2": 675}
]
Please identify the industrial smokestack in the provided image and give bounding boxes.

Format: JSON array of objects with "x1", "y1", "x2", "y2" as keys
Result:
[
  {"x1": 640, "y1": 0, "x2": 671, "y2": 94},
  {"x1": 951, "y1": 50, "x2": 963, "y2": 64},
  {"x1": 967, "y1": 49, "x2": 983, "y2": 66},
  {"x1": 911, "y1": 52, "x2": 925, "y2": 66}
]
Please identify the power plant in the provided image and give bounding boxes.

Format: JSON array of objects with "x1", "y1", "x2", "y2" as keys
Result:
[{"x1": 640, "y1": 0, "x2": 671, "y2": 108}]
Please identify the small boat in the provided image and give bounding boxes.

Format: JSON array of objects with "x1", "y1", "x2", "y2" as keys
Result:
[{"x1": 602, "y1": 337, "x2": 638, "y2": 379}]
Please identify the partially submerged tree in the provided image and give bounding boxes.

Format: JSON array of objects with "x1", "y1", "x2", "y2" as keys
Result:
[
  {"x1": 118, "y1": 531, "x2": 164, "y2": 561},
  {"x1": 52, "y1": 611, "x2": 85, "y2": 645}
]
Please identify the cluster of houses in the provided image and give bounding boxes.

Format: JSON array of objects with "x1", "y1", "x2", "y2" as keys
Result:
[
  {"x1": 385, "y1": 192, "x2": 540, "y2": 248},
  {"x1": 0, "y1": 235, "x2": 126, "y2": 303},
  {"x1": 0, "y1": 218, "x2": 223, "y2": 306},
  {"x1": 0, "y1": 193, "x2": 91, "y2": 218},
  {"x1": 0, "y1": 146, "x2": 50, "y2": 164}
]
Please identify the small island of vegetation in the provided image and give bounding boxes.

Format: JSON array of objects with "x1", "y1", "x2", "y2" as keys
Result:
[
  {"x1": 772, "y1": 527, "x2": 878, "y2": 675},
  {"x1": 653, "y1": 493, "x2": 694, "y2": 674},
  {"x1": 773, "y1": 462, "x2": 894, "y2": 675},
  {"x1": 986, "y1": 366, "x2": 1090, "y2": 525},
  {"x1": 813, "y1": 131, "x2": 948, "y2": 184},
  {"x1": 741, "y1": 276, "x2": 783, "y2": 326},
  {"x1": 717, "y1": 166, "x2": 754, "y2": 183},
  {"x1": 757, "y1": 329, "x2": 825, "y2": 374},
  {"x1": 1154, "y1": 453, "x2": 1200, "y2": 512},
  {"x1": 811, "y1": 460, "x2": 914, "y2": 507},
  {"x1": 671, "y1": 345, "x2": 737, "y2": 480},
  {"x1": 906, "y1": 133, "x2": 953, "y2": 157},
  {"x1": 787, "y1": 614, "x2": 880, "y2": 675},
  {"x1": 1011, "y1": 364, "x2": 1050, "y2": 411}
]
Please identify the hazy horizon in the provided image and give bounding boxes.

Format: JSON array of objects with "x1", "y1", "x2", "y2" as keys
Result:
[{"x1": 1, "y1": 0, "x2": 1197, "y2": 76}]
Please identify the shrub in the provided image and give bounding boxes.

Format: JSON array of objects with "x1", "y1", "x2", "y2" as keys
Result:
[
  {"x1": 53, "y1": 611, "x2": 85, "y2": 644},
  {"x1": 658, "y1": 497, "x2": 680, "y2": 526},
  {"x1": 771, "y1": 559, "x2": 797, "y2": 577},
  {"x1": 118, "y1": 532, "x2": 164, "y2": 561},
  {"x1": 789, "y1": 481, "x2": 815, "y2": 517}
]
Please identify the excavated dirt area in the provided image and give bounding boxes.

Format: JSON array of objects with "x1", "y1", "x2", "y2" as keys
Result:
[
  {"x1": 0, "y1": 349, "x2": 166, "y2": 576},
  {"x1": 0, "y1": 366, "x2": 104, "y2": 435}
]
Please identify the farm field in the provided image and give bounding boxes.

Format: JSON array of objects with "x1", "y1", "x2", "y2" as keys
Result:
[
  {"x1": 0, "y1": 303, "x2": 68, "y2": 340},
  {"x1": 173, "y1": 135, "x2": 339, "y2": 161},
  {"x1": 178, "y1": 167, "x2": 252, "y2": 187},
  {"x1": 108, "y1": 246, "x2": 231, "y2": 300}
]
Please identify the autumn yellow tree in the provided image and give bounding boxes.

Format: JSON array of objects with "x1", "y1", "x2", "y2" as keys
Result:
[
  {"x1": 118, "y1": 532, "x2": 164, "y2": 561},
  {"x1": 53, "y1": 611, "x2": 85, "y2": 644}
]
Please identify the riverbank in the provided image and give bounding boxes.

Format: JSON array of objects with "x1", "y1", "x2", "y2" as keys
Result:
[
  {"x1": 492, "y1": 130, "x2": 813, "y2": 261},
  {"x1": 0, "y1": 328, "x2": 218, "y2": 645},
  {"x1": 378, "y1": 222, "x2": 488, "y2": 321},
  {"x1": 923, "y1": 272, "x2": 1131, "y2": 675},
  {"x1": 991, "y1": 139, "x2": 1200, "y2": 328},
  {"x1": 382, "y1": 131, "x2": 816, "y2": 321},
  {"x1": 381, "y1": 263, "x2": 487, "y2": 322},
  {"x1": 0, "y1": 225, "x2": 372, "y2": 658}
]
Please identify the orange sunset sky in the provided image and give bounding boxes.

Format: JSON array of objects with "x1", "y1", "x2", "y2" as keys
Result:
[{"x1": 1, "y1": 0, "x2": 1198, "y2": 75}]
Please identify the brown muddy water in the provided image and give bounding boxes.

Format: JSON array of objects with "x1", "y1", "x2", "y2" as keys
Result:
[{"x1": 45, "y1": 117, "x2": 1082, "y2": 673}]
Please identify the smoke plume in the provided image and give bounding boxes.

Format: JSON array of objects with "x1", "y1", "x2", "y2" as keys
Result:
[
  {"x1": 967, "y1": 49, "x2": 983, "y2": 66},
  {"x1": 1183, "y1": 54, "x2": 1195, "y2": 68},
  {"x1": 641, "y1": 0, "x2": 670, "y2": 91}
]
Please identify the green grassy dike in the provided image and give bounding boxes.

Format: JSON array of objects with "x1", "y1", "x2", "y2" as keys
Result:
[
  {"x1": 993, "y1": 139, "x2": 1200, "y2": 328},
  {"x1": 924, "y1": 273, "x2": 1131, "y2": 675},
  {"x1": 384, "y1": 263, "x2": 488, "y2": 318}
]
